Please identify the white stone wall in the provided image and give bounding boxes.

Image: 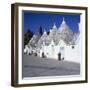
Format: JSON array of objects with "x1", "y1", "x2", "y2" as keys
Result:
[
  {"x1": 64, "y1": 20, "x2": 81, "y2": 63},
  {"x1": 64, "y1": 44, "x2": 81, "y2": 63},
  {"x1": 39, "y1": 38, "x2": 81, "y2": 63}
]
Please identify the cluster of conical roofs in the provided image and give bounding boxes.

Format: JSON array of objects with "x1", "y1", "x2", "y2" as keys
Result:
[{"x1": 28, "y1": 18, "x2": 80, "y2": 48}]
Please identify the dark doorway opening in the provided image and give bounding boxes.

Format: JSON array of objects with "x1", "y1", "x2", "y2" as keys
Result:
[
  {"x1": 58, "y1": 52, "x2": 61, "y2": 61},
  {"x1": 42, "y1": 52, "x2": 45, "y2": 58}
]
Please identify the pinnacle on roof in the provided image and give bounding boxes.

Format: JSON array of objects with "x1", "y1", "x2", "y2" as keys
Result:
[
  {"x1": 43, "y1": 29, "x2": 47, "y2": 34},
  {"x1": 51, "y1": 39, "x2": 55, "y2": 45},
  {"x1": 62, "y1": 17, "x2": 66, "y2": 24},
  {"x1": 50, "y1": 29, "x2": 52, "y2": 33},
  {"x1": 52, "y1": 23, "x2": 57, "y2": 29}
]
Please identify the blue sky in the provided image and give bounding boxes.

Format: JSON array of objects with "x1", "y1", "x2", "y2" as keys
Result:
[{"x1": 23, "y1": 11, "x2": 80, "y2": 33}]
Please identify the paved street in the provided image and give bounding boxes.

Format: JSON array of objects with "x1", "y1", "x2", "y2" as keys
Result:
[{"x1": 22, "y1": 55, "x2": 80, "y2": 78}]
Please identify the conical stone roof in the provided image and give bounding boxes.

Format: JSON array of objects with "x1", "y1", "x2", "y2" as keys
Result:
[{"x1": 58, "y1": 18, "x2": 74, "y2": 45}]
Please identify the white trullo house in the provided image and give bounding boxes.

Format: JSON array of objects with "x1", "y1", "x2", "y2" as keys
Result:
[{"x1": 24, "y1": 17, "x2": 82, "y2": 63}]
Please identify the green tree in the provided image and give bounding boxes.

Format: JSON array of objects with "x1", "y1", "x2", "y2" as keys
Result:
[{"x1": 24, "y1": 29, "x2": 33, "y2": 46}]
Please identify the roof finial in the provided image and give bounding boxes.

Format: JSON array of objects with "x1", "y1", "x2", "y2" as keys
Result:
[
  {"x1": 53, "y1": 23, "x2": 57, "y2": 29},
  {"x1": 62, "y1": 17, "x2": 65, "y2": 24},
  {"x1": 43, "y1": 28, "x2": 47, "y2": 34},
  {"x1": 50, "y1": 29, "x2": 52, "y2": 33}
]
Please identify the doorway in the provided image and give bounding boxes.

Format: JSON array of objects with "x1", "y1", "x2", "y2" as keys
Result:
[{"x1": 58, "y1": 52, "x2": 61, "y2": 61}]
